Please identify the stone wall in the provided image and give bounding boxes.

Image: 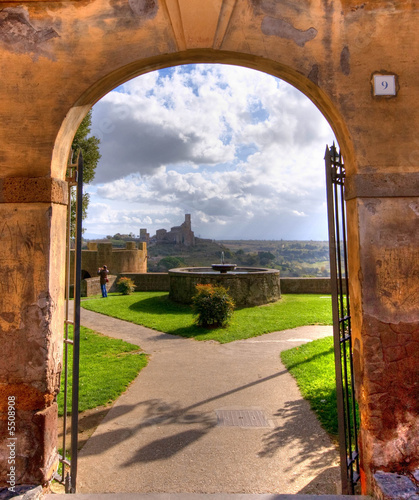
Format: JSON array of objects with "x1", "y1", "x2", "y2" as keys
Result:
[
  {"x1": 280, "y1": 277, "x2": 347, "y2": 294},
  {"x1": 118, "y1": 272, "x2": 170, "y2": 292},
  {"x1": 81, "y1": 275, "x2": 344, "y2": 296},
  {"x1": 70, "y1": 241, "x2": 147, "y2": 283},
  {"x1": 80, "y1": 275, "x2": 118, "y2": 297}
]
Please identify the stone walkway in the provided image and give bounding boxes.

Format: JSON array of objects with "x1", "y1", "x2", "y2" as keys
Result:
[{"x1": 71, "y1": 306, "x2": 340, "y2": 495}]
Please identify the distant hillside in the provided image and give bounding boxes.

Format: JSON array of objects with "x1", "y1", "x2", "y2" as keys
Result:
[
  {"x1": 147, "y1": 239, "x2": 231, "y2": 271},
  {"x1": 86, "y1": 235, "x2": 330, "y2": 277},
  {"x1": 148, "y1": 238, "x2": 330, "y2": 276},
  {"x1": 218, "y1": 240, "x2": 330, "y2": 277}
]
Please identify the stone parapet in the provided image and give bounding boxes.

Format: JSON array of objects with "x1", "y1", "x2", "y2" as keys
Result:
[
  {"x1": 78, "y1": 275, "x2": 118, "y2": 297},
  {"x1": 80, "y1": 275, "x2": 339, "y2": 296},
  {"x1": 118, "y1": 272, "x2": 170, "y2": 292},
  {"x1": 280, "y1": 277, "x2": 339, "y2": 294}
]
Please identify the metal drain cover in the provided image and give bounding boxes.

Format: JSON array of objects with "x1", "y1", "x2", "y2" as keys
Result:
[{"x1": 215, "y1": 409, "x2": 270, "y2": 428}]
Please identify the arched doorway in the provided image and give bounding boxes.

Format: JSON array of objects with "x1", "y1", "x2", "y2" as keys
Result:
[
  {"x1": 62, "y1": 63, "x2": 349, "y2": 494},
  {"x1": 1, "y1": 3, "x2": 417, "y2": 496},
  {"x1": 59, "y1": 59, "x2": 351, "y2": 494}
]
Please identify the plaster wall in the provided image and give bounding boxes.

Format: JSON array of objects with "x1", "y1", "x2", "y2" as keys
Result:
[{"x1": 0, "y1": 0, "x2": 418, "y2": 494}]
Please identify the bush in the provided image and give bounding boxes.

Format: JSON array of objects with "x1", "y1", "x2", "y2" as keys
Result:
[
  {"x1": 117, "y1": 277, "x2": 135, "y2": 295},
  {"x1": 192, "y1": 284, "x2": 235, "y2": 328}
]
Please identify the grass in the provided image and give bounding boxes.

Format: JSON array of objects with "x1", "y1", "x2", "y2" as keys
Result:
[
  {"x1": 280, "y1": 336, "x2": 339, "y2": 438},
  {"x1": 57, "y1": 326, "x2": 148, "y2": 415},
  {"x1": 81, "y1": 292, "x2": 332, "y2": 343}
]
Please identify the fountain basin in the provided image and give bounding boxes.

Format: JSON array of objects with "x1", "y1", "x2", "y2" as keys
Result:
[
  {"x1": 211, "y1": 263, "x2": 237, "y2": 273},
  {"x1": 168, "y1": 267, "x2": 281, "y2": 308}
]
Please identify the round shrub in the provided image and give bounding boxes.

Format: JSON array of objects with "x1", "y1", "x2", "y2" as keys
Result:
[
  {"x1": 117, "y1": 276, "x2": 135, "y2": 295},
  {"x1": 192, "y1": 284, "x2": 235, "y2": 328}
]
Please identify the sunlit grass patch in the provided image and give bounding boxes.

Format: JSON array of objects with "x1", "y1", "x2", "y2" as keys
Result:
[
  {"x1": 81, "y1": 292, "x2": 332, "y2": 343},
  {"x1": 57, "y1": 326, "x2": 148, "y2": 415},
  {"x1": 281, "y1": 336, "x2": 338, "y2": 438}
]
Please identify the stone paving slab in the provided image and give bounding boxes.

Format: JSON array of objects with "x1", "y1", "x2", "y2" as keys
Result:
[{"x1": 44, "y1": 495, "x2": 370, "y2": 499}]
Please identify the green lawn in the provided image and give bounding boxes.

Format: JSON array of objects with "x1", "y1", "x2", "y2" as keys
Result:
[
  {"x1": 81, "y1": 292, "x2": 332, "y2": 343},
  {"x1": 281, "y1": 336, "x2": 339, "y2": 438},
  {"x1": 57, "y1": 326, "x2": 148, "y2": 415}
]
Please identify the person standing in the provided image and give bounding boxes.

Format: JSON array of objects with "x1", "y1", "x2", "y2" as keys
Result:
[{"x1": 98, "y1": 265, "x2": 109, "y2": 298}]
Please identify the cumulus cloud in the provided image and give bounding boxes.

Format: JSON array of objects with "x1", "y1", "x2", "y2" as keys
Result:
[{"x1": 86, "y1": 64, "x2": 335, "y2": 240}]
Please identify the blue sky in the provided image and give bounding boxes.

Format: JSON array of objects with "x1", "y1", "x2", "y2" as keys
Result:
[{"x1": 84, "y1": 64, "x2": 335, "y2": 241}]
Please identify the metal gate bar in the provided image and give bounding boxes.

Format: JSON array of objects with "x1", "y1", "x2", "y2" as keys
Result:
[
  {"x1": 70, "y1": 151, "x2": 83, "y2": 493},
  {"x1": 325, "y1": 144, "x2": 360, "y2": 494},
  {"x1": 56, "y1": 151, "x2": 83, "y2": 493},
  {"x1": 61, "y1": 156, "x2": 76, "y2": 491}
]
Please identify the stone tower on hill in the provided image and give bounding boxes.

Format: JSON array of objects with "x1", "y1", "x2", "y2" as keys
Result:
[{"x1": 147, "y1": 214, "x2": 196, "y2": 246}]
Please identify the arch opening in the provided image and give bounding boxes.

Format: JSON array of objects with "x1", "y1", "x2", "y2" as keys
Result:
[{"x1": 62, "y1": 62, "x2": 347, "y2": 495}]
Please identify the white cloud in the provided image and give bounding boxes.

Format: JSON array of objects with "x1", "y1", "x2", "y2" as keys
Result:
[{"x1": 86, "y1": 64, "x2": 335, "y2": 240}]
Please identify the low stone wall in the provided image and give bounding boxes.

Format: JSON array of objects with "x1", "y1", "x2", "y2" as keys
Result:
[
  {"x1": 281, "y1": 277, "x2": 331, "y2": 294},
  {"x1": 119, "y1": 272, "x2": 170, "y2": 291},
  {"x1": 81, "y1": 274, "x2": 338, "y2": 296},
  {"x1": 80, "y1": 275, "x2": 118, "y2": 297}
]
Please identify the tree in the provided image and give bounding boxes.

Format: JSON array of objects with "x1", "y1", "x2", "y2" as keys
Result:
[
  {"x1": 69, "y1": 110, "x2": 101, "y2": 237},
  {"x1": 157, "y1": 256, "x2": 185, "y2": 271}
]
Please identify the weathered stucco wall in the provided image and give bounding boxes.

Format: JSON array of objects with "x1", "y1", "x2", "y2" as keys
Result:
[
  {"x1": 0, "y1": 0, "x2": 418, "y2": 494},
  {"x1": 0, "y1": 203, "x2": 66, "y2": 484}
]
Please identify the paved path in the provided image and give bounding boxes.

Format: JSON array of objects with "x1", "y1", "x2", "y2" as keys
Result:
[{"x1": 75, "y1": 306, "x2": 340, "y2": 495}]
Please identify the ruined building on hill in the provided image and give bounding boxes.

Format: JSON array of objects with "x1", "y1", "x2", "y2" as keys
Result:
[{"x1": 141, "y1": 214, "x2": 196, "y2": 246}]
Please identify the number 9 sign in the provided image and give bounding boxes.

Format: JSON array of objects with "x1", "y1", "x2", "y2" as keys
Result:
[{"x1": 373, "y1": 74, "x2": 396, "y2": 96}]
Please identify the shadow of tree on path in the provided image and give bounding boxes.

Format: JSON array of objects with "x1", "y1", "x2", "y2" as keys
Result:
[
  {"x1": 123, "y1": 429, "x2": 208, "y2": 464},
  {"x1": 80, "y1": 371, "x2": 287, "y2": 460},
  {"x1": 259, "y1": 399, "x2": 338, "y2": 474}
]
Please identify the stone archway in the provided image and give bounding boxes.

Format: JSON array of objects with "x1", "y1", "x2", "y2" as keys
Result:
[{"x1": 0, "y1": 1, "x2": 418, "y2": 496}]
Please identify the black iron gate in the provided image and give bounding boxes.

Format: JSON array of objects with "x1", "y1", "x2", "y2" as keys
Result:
[
  {"x1": 325, "y1": 144, "x2": 360, "y2": 494},
  {"x1": 55, "y1": 145, "x2": 357, "y2": 494},
  {"x1": 54, "y1": 151, "x2": 83, "y2": 493}
]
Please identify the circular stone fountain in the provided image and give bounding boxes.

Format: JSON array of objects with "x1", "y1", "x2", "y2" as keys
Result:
[{"x1": 168, "y1": 266, "x2": 281, "y2": 308}]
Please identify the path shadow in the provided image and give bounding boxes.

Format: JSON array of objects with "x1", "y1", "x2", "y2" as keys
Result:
[
  {"x1": 123, "y1": 429, "x2": 208, "y2": 465},
  {"x1": 259, "y1": 399, "x2": 338, "y2": 473},
  {"x1": 297, "y1": 465, "x2": 341, "y2": 494},
  {"x1": 80, "y1": 370, "x2": 286, "y2": 460},
  {"x1": 80, "y1": 398, "x2": 217, "y2": 459}
]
